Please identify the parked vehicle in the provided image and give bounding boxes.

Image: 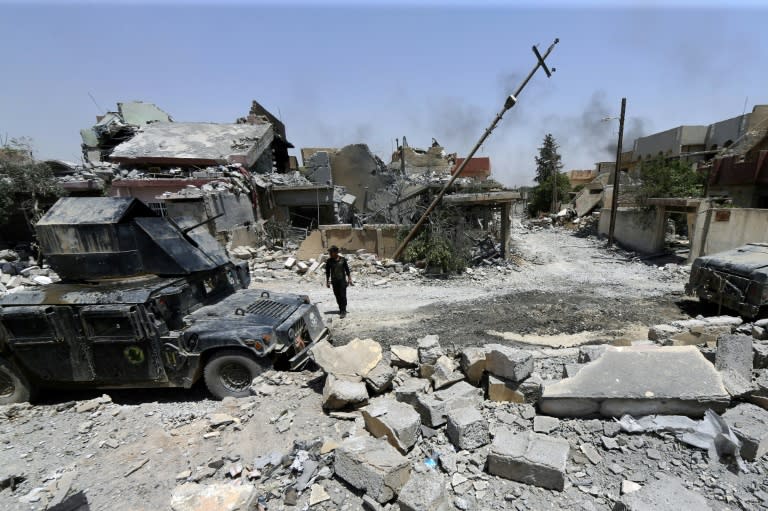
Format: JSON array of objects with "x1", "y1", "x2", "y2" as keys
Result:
[
  {"x1": 0, "y1": 197, "x2": 328, "y2": 404},
  {"x1": 686, "y1": 242, "x2": 768, "y2": 318}
]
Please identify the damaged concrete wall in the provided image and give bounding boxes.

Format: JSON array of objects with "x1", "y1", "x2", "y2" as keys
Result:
[
  {"x1": 296, "y1": 225, "x2": 401, "y2": 260},
  {"x1": 330, "y1": 145, "x2": 390, "y2": 210},
  {"x1": 598, "y1": 207, "x2": 665, "y2": 254},
  {"x1": 691, "y1": 204, "x2": 768, "y2": 259}
]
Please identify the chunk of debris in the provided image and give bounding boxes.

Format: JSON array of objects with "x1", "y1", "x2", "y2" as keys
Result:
[
  {"x1": 333, "y1": 436, "x2": 411, "y2": 504},
  {"x1": 391, "y1": 346, "x2": 418, "y2": 368},
  {"x1": 716, "y1": 334, "x2": 755, "y2": 397},
  {"x1": 413, "y1": 381, "x2": 483, "y2": 428},
  {"x1": 75, "y1": 394, "x2": 112, "y2": 413},
  {"x1": 487, "y1": 430, "x2": 569, "y2": 491},
  {"x1": 170, "y1": 482, "x2": 256, "y2": 511},
  {"x1": 397, "y1": 470, "x2": 448, "y2": 511},
  {"x1": 486, "y1": 373, "x2": 542, "y2": 403},
  {"x1": 577, "y1": 344, "x2": 608, "y2": 363},
  {"x1": 721, "y1": 403, "x2": 768, "y2": 460},
  {"x1": 485, "y1": 345, "x2": 533, "y2": 382},
  {"x1": 459, "y1": 346, "x2": 488, "y2": 385},
  {"x1": 446, "y1": 406, "x2": 490, "y2": 450},
  {"x1": 429, "y1": 355, "x2": 465, "y2": 390},
  {"x1": 532, "y1": 415, "x2": 560, "y2": 434},
  {"x1": 361, "y1": 398, "x2": 421, "y2": 453},
  {"x1": 311, "y1": 338, "x2": 382, "y2": 378},
  {"x1": 753, "y1": 341, "x2": 768, "y2": 369},
  {"x1": 613, "y1": 477, "x2": 712, "y2": 511},
  {"x1": 540, "y1": 346, "x2": 730, "y2": 417},
  {"x1": 308, "y1": 484, "x2": 330, "y2": 507},
  {"x1": 394, "y1": 377, "x2": 431, "y2": 407},
  {"x1": 322, "y1": 375, "x2": 368, "y2": 410},
  {"x1": 417, "y1": 335, "x2": 444, "y2": 365},
  {"x1": 365, "y1": 359, "x2": 395, "y2": 395}
]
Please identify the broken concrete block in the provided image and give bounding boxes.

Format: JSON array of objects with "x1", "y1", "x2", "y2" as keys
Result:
[
  {"x1": 540, "y1": 346, "x2": 730, "y2": 417},
  {"x1": 413, "y1": 381, "x2": 483, "y2": 427},
  {"x1": 365, "y1": 359, "x2": 395, "y2": 395},
  {"x1": 397, "y1": 470, "x2": 448, "y2": 511},
  {"x1": 322, "y1": 375, "x2": 368, "y2": 410},
  {"x1": 283, "y1": 257, "x2": 296, "y2": 269},
  {"x1": 532, "y1": 416, "x2": 560, "y2": 434},
  {"x1": 486, "y1": 373, "x2": 542, "y2": 404},
  {"x1": 391, "y1": 345, "x2": 418, "y2": 368},
  {"x1": 394, "y1": 377, "x2": 430, "y2": 407},
  {"x1": 311, "y1": 338, "x2": 382, "y2": 378},
  {"x1": 417, "y1": 335, "x2": 443, "y2": 365},
  {"x1": 648, "y1": 324, "x2": 681, "y2": 342},
  {"x1": 716, "y1": 334, "x2": 755, "y2": 397},
  {"x1": 334, "y1": 436, "x2": 411, "y2": 504},
  {"x1": 577, "y1": 344, "x2": 608, "y2": 363},
  {"x1": 487, "y1": 430, "x2": 569, "y2": 491},
  {"x1": 296, "y1": 261, "x2": 309, "y2": 274},
  {"x1": 752, "y1": 325, "x2": 768, "y2": 341},
  {"x1": 753, "y1": 341, "x2": 768, "y2": 369},
  {"x1": 613, "y1": 477, "x2": 712, "y2": 511},
  {"x1": 446, "y1": 406, "x2": 489, "y2": 450},
  {"x1": 170, "y1": 482, "x2": 256, "y2": 511},
  {"x1": 361, "y1": 397, "x2": 421, "y2": 453},
  {"x1": 485, "y1": 345, "x2": 533, "y2": 382},
  {"x1": 459, "y1": 346, "x2": 488, "y2": 386},
  {"x1": 430, "y1": 355, "x2": 464, "y2": 390},
  {"x1": 722, "y1": 403, "x2": 768, "y2": 460}
]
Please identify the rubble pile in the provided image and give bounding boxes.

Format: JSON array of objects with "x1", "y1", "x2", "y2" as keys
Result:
[{"x1": 0, "y1": 249, "x2": 60, "y2": 296}]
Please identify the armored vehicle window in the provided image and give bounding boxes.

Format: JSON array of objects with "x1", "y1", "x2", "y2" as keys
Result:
[
  {"x1": 2, "y1": 318, "x2": 52, "y2": 340},
  {"x1": 86, "y1": 316, "x2": 134, "y2": 338}
]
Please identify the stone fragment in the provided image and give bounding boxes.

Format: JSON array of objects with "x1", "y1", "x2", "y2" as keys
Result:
[
  {"x1": 417, "y1": 335, "x2": 443, "y2": 365},
  {"x1": 75, "y1": 394, "x2": 112, "y2": 413},
  {"x1": 602, "y1": 436, "x2": 620, "y2": 450},
  {"x1": 485, "y1": 345, "x2": 533, "y2": 382},
  {"x1": 460, "y1": 346, "x2": 488, "y2": 385},
  {"x1": 613, "y1": 477, "x2": 712, "y2": 511},
  {"x1": 487, "y1": 430, "x2": 569, "y2": 491},
  {"x1": 208, "y1": 414, "x2": 237, "y2": 428},
  {"x1": 446, "y1": 406, "x2": 490, "y2": 450},
  {"x1": 365, "y1": 359, "x2": 395, "y2": 395},
  {"x1": 334, "y1": 436, "x2": 411, "y2": 504},
  {"x1": 430, "y1": 355, "x2": 464, "y2": 390},
  {"x1": 486, "y1": 373, "x2": 542, "y2": 403},
  {"x1": 309, "y1": 484, "x2": 330, "y2": 506},
  {"x1": 722, "y1": 403, "x2": 768, "y2": 460},
  {"x1": 579, "y1": 443, "x2": 602, "y2": 465},
  {"x1": 311, "y1": 338, "x2": 382, "y2": 378},
  {"x1": 648, "y1": 324, "x2": 681, "y2": 342},
  {"x1": 170, "y1": 482, "x2": 256, "y2": 511},
  {"x1": 752, "y1": 325, "x2": 768, "y2": 341},
  {"x1": 753, "y1": 341, "x2": 768, "y2": 369},
  {"x1": 413, "y1": 381, "x2": 483, "y2": 427},
  {"x1": 532, "y1": 416, "x2": 560, "y2": 434},
  {"x1": 562, "y1": 364, "x2": 585, "y2": 378},
  {"x1": 322, "y1": 375, "x2": 368, "y2": 410},
  {"x1": 394, "y1": 377, "x2": 430, "y2": 407},
  {"x1": 540, "y1": 346, "x2": 730, "y2": 417},
  {"x1": 621, "y1": 480, "x2": 642, "y2": 495},
  {"x1": 284, "y1": 257, "x2": 296, "y2": 269},
  {"x1": 397, "y1": 470, "x2": 448, "y2": 511},
  {"x1": 577, "y1": 345, "x2": 609, "y2": 363},
  {"x1": 391, "y1": 346, "x2": 418, "y2": 368},
  {"x1": 361, "y1": 397, "x2": 421, "y2": 453},
  {"x1": 716, "y1": 334, "x2": 755, "y2": 397}
]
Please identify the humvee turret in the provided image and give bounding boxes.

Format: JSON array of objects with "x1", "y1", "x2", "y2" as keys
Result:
[{"x1": 0, "y1": 197, "x2": 328, "y2": 404}]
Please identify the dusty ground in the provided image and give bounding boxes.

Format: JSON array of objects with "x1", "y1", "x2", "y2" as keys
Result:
[{"x1": 3, "y1": 227, "x2": 765, "y2": 511}]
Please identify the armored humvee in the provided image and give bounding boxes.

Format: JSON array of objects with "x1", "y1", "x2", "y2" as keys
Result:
[
  {"x1": 0, "y1": 197, "x2": 328, "y2": 404},
  {"x1": 686, "y1": 242, "x2": 768, "y2": 318}
]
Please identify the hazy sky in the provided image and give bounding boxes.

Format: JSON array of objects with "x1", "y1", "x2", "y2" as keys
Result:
[{"x1": 1, "y1": 1, "x2": 765, "y2": 186}]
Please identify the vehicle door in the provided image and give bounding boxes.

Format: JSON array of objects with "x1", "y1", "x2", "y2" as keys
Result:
[{"x1": 78, "y1": 305, "x2": 167, "y2": 383}]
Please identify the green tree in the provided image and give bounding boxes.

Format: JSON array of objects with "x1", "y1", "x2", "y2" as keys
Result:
[
  {"x1": 637, "y1": 156, "x2": 705, "y2": 205},
  {"x1": 534, "y1": 133, "x2": 563, "y2": 184},
  {"x1": 528, "y1": 134, "x2": 568, "y2": 215},
  {"x1": 0, "y1": 138, "x2": 63, "y2": 225}
]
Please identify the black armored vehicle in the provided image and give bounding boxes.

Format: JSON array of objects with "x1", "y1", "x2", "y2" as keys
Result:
[{"x1": 0, "y1": 197, "x2": 328, "y2": 404}]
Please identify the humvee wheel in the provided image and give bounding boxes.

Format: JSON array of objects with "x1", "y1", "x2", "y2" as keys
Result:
[
  {"x1": 203, "y1": 350, "x2": 269, "y2": 399},
  {"x1": 0, "y1": 359, "x2": 33, "y2": 405}
]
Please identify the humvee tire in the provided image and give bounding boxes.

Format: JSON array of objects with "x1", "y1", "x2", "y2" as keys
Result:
[
  {"x1": 203, "y1": 350, "x2": 269, "y2": 399},
  {"x1": 0, "y1": 358, "x2": 34, "y2": 405}
]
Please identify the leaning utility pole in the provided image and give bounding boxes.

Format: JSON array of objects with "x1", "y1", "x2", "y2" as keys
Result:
[
  {"x1": 392, "y1": 38, "x2": 560, "y2": 260},
  {"x1": 607, "y1": 97, "x2": 626, "y2": 247}
]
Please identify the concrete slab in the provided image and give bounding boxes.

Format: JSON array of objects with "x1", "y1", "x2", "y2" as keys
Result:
[
  {"x1": 311, "y1": 338, "x2": 382, "y2": 378},
  {"x1": 394, "y1": 377, "x2": 430, "y2": 408},
  {"x1": 613, "y1": 477, "x2": 712, "y2": 511},
  {"x1": 430, "y1": 356, "x2": 464, "y2": 390},
  {"x1": 365, "y1": 359, "x2": 395, "y2": 395},
  {"x1": 540, "y1": 346, "x2": 730, "y2": 417},
  {"x1": 361, "y1": 398, "x2": 421, "y2": 453},
  {"x1": 722, "y1": 403, "x2": 768, "y2": 460},
  {"x1": 334, "y1": 436, "x2": 411, "y2": 504},
  {"x1": 487, "y1": 430, "x2": 569, "y2": 491},
  {"x1": 391, "y1": 346, "x2": 419, "y2": 368}
]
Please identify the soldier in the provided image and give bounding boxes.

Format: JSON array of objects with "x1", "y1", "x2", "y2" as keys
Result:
[{"x1": 325, "y1": 245, "x2": 352, "y2": 318}]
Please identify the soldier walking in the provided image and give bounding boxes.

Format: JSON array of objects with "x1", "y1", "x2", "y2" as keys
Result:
[{"x1": 325, "y1": 246, "x2": 352, "y2": 318}]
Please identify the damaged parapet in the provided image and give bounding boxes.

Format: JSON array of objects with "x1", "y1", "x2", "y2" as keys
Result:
[{"x1": 35, "y1": 197, "x2": 230, "y2": 281}]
